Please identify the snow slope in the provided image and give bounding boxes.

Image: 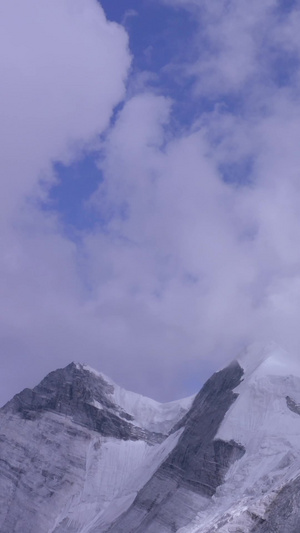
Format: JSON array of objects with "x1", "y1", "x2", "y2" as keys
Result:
[
  {"x1": 79, "y1": 363, "x2": 194, "y2": 434},
  {"x1": 0, "y1": 362, "x2": 192, "y2": 533},
  {"x1": 49, "y1": 428, "x2": 184, "y2": 532},
  {"x1": 178, "y1": 342, "x2": 300, "y2": 532}
]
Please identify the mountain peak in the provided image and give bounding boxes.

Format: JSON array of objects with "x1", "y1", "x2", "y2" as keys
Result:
[
  {"x1": 3, "y1": 361, "x2": 192, "y2": 442},
  {"x1": 72, "y1": 362, "x2": 114, "y2": 383},
  {"x1": 236, "y1": 341, "x2": 300, "y2": 380},
  {"x1": 2, "y1": 349, "x2": 300, "y2": 532}
]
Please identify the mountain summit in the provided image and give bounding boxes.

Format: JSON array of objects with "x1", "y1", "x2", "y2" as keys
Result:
[{"x1": 1, "y1": 344, "x2": 300, "y2": 532}]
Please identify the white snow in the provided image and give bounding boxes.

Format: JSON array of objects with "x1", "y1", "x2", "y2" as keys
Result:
[
  {"x1": 45, "y1": 362, "x2": 194, "y2": 531},
  {"x1": 110, "y1": 386, "x2": 194, "y2": 434},
  {"x1": 49, "y1": 426, "x2": 185, "y2": 532},
  {"x1": 75, "y1": 347, "x2": 300, "y2": 533},
  {"x1": 219, "y1": 341, "x2": 300, "y2": 449},
  {"x1": 5, "y1": 345, "x2": 300, "y2": 533},
  {"x1": 79, "y1": 362, "x2": 195, "y2": 434},
  {"x1": 179, "y1": 342, "x2": 300, "y2": 533},
  {"x1": 91, "y1": 399, "x2": 103, "y2": 410},
  {"x1": 237, "y1": 340, "x2": 300, "y2": 380}
]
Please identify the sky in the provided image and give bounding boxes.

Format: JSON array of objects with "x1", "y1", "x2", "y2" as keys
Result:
[{"x1": 1, "y1": 0, "x2": 300, "y2": 404}]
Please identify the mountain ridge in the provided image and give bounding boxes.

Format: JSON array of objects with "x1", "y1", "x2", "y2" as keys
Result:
[{"x1": 1, "y1": 343, "x2": 300, "y2": 532}]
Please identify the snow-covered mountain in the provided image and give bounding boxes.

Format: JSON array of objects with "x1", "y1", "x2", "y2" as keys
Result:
[{"x1": 1, "y1": 343, "x2": 300, "y2": 532}]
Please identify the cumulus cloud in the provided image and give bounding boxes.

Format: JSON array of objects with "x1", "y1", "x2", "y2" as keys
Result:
[
  {"x1": 0, "y1": 0, "x2": 130, "y2": 218},
  {"x1": 79, "y1": 0, "x2": 300, "y2": 396},
  {"x1": 2, "y1": 0, "x2": 300, "y2": 405},
  {"x1": 0, "y1": 0, "x2": 131, "y2": 402}
]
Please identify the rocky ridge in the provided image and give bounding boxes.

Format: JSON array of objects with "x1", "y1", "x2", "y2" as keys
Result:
[{"x1": 1, "y1": 343, "x2": 300, "y2": 532}]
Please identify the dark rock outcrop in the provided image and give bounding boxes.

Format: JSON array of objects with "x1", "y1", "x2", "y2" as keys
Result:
[
  {"x1": 286, "y1": 396, "x2": 300, "y2": 416},
  {"x1": 251, "y1": 476, "x2": 300, "y2": 533},
  {"x1": 105, "y1": 361, "x2": 245, "y2": 533},
  {"x1": 3, "y1": 363, "x2": 164, "y2": 443}
]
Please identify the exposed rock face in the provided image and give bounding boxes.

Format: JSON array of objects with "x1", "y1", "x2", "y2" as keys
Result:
[
  {"x1": 286, "y1": 395, "x2": 300, "y2": 416},
  {"x1": 251, "y1": 476, "x2": 300, "y2": 533},
  {"x1": 164, "y1": 361, "x2": 245, "y2": 497},
  {"x1": 0, "y1": 411, "x2": 91, "y2": 533},
  {"x1": 2, "y1": 343, "x2": 300, "y2": 533},
  {"x1": 105, "y1": 361, "x2": 245, "y2": 533},
  {"x1": 3, "y1": 363, "x2": 164, "y2": 443},
  {"x1": 0, "y1": 363, "x2": 192, "y2": 532}
]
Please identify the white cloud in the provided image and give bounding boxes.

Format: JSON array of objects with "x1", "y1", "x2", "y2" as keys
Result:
[
  {"x1": 0, "y1": 0, "x2": 130, "y2": 219},
  {"x1": 0, "y1": 0, "x2": 131, "y2": 403},
  {"x1": 2, "y1": 0, "x2": 300, "y2": 406},
  {"x1": 77, "y1": 0, "x2": 300, "y2": 396}
]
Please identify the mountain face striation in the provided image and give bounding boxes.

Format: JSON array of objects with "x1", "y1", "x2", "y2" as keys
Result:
[{"x1": 1, "y1": 343, "x2": 300, "y2": 532}]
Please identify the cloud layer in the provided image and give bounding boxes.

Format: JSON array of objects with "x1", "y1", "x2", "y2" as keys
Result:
[
  {"x1": 2, "y1": 0, "x2": 300, "y2": 404},
  {"x1": 0, "y1": 0, "x2": 131, "y2": 401}
]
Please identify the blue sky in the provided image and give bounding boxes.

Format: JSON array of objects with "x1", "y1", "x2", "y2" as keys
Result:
[
  {"x1": 50, "y1": 0, "x2": 300, "y2": 230},
  {"x1": 2, "y1": 0, "x2": 300, "y2": 405},
  {"x1": 48, "y1": 0, "x2": 199, "y2": 230}
]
